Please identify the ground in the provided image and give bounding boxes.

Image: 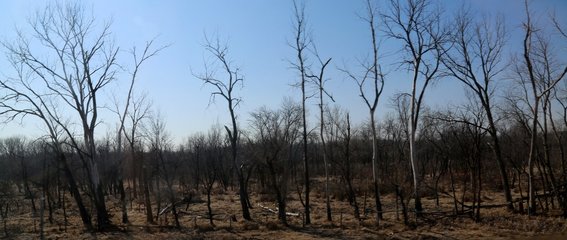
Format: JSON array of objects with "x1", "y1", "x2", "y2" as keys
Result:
[{"x1": 2, "y1": 182, "x2": 567, "y2": 239}]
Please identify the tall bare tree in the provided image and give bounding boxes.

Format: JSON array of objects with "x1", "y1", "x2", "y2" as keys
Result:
[
  {"x1": 195, "y1": 34, "x2": 251, "y2": 220},
  {"x1": 340, "y1": 0, "x2": 385, "y2": 223},
  {"x1": 383, "y1": 0, "x2": 448, "y2": 216},
  {"x1": 290, "y1": 0, "x2": 312, "y2": 224},
  {"x1": 441, "y1": 8, "x2": 514, "y2": 210}
]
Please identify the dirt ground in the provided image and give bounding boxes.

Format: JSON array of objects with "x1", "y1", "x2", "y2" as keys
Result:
[{"x1": 3, "y1": 184, "x2": 567, "y2": 240}]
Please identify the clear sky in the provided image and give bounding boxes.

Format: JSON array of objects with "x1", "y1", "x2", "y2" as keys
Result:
[{"x1": 1, "y1": 0, "x2": 566, "y2": 144}]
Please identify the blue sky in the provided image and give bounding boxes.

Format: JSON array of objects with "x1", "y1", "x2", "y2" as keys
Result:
[{"x1": 1, "y1": 0, "x2": 566, "y2": 144}]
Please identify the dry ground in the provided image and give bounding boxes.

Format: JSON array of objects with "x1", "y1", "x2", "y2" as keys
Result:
[{"x1": 3, "y1": 182, "x2": 567, "y2": 239}]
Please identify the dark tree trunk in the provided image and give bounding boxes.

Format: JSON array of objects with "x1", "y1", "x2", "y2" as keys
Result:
[
  {"x1": 94, "y1": 183, "x2": 111, "y2": 229},
  {"x1": 59, "y1": 153, "x2": 92, "y2": 231},
  {"x1": 206, "y1": 185, "x2": 214, "y2": 226},
  {"x1": 142, "y1": 163, "x2": 154, "y2": 224},
  {"x1": 118, "y1": 178, "x2": 129, "y2": 223},
  {"x1": 396, "y1": 185, "x2": 409, "y2": 226},
  {"x1": 487, "y1": 113, "x2": 514, "y2": 211},
  {"x1": 238, "y1": 174, "x2": 251, "y2": 220},
  {"x1": 277, "y1": 193, "x2": 287, "y2": 225}
]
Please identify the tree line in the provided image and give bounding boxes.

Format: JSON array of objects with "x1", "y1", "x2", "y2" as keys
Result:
[{"x1": 0, "y1": 0, "x2": 566, "y2": 235}]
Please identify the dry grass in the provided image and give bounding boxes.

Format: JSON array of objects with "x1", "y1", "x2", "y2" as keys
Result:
[{"x1": 2, "y1": 181, "x2": 567, "y2": 239}]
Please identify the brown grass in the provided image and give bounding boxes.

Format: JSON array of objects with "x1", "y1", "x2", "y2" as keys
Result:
[{"x1": 2, "y1": 180, "x2": 567, "y2": 239}]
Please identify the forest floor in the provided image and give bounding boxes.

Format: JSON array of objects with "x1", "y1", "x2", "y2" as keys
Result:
[{"x1": 3, "y1": 181, "x2": 567, "y2": 239}]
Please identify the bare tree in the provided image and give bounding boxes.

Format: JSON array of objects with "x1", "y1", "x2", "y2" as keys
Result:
[
  {"x1": 381, "y1": 101, "x2": 411, "y2": 225},
  {"x1": 203, "y1": 129, "x2": 222, "y2": 227},
  {"x1": 146, "y1": 112, "x2": 180, "y2": 228},
  {"x1": 382, "y1": 0, "x2": 449, "y2": 216},
  {"x1": 290, "y1": 0, "x2": 313, "y2": 224},
  {"x1": 249, "y1": 100, "x2": 302, "y2": 225},
  {"x1": 194, "y1": 34, "x2": 251, "y2": 220},
  {"x1": 340, "y1": 0, "x2": 385, "y2": 223},
  {"x1": 441, "y1": 8, "x2": 514, "y2": 210},
  {"x1": 0, "y1": 77, "x2": 93, "y2": 230},
  {"x1": 112, "y1": 40, "x2": 165, "y2": 224},
  {"x1": 0, "y1": 3, "x2": 122, "y2": 230},
  {"x1": 425, "y1": 98, "x2": 489, "y2": 221},
  {"x1": 123, "y1": 94, "x2": 153, "y2": 223},
  {"x1": 306, "y1": 47, "x2": 333, "y2": 221},
  {"x1": 326, "y1": 107, "x2": 361, "y2": 220},
  {"x1": 1, "y1": 2, "x2": 122, "y2": 229}
]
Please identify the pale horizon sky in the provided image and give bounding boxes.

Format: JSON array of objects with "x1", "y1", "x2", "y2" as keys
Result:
[{"x1": 1, "y1": 0, "x2": 566, "y2": 145}]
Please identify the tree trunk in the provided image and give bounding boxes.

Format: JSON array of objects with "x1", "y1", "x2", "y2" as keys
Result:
[
  {"x1": 40, "y1": 193, "x2": 45, "y2": 240},
  {"x1": 527, "y1": 99, "x2": 540, "y2": 215},
  {"x1": 344, "y1": 114, "x2": 360, "y2": 220},
  {"x1": 302, "y1": 84, "x2": 311, "y2": 225},
  {"x1": 409, "y1": 68, "x2": 423, "y2": 217},
  {"x1": 346, "y1": 179, "x2": 360, "y2": 220},
  {"x1": 409, "y1": 127, "x2": 422, "y2": 216},
  {"x1": 482, "y1": 97, "x2": 515, "y2": 211},
  {"x1": 268, "y1": 158, "x2": 288, "y2": 225},
  {"x1": 396, "y1": 185, "x2": 409, "y2": 226},
  {"x1": 370, "y1": 112, "x2": 383, "y2": 222},
  {"x1": 323, "y1": 127, "x2": 332, "y2": 223},
  {"x1": 94, "y1": 182, "x2": 110, "y2": 229},
  {"x1": 59, "y1": 153, "x2": 92, "y2": 231},
  {"x1": 488, "y1": 128, "x2": 514, "y2": 211},
  {"x1": 238, "y1": 173, "x2": 251, "y2": 220},
  {"x1": 277, "y1": 194, "x2": 287, "y2": 225},
  {"x1": 155, "y1": 175, "x2": 161, "y2": 223},
  {"x1": 118, "y1": 178, "x2": 129, "y2": 224},
  {"x1": 206, "y1": 186, "x2": 214, "y2": 226},
  {"x1": 226, "y1": 105, "x2": 252, "y2": 221},
  {"x1": 142, "y1": 163, "x2": 154, "y2": 224}
]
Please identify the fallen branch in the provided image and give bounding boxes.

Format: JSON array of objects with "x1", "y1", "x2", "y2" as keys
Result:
[
  {"x1": 257, "y1": 203, "x2": 299, "y2": 217},
  {"x1": 159, "y1": 197, "x2": 193, "y2": 216}
]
